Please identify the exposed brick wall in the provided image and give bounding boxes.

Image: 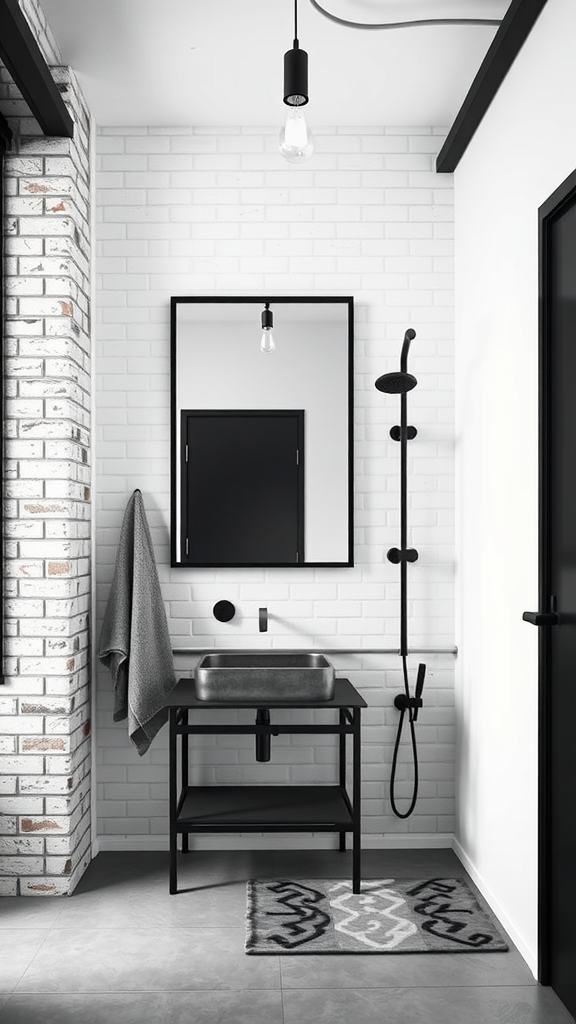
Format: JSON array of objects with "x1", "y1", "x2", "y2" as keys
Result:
[
  {"x1": 95, "y1": 126, "x2": 455, "y2": 849},
  {"x1": 0, "y1": 5, "x2": 92, "y2": 894}
]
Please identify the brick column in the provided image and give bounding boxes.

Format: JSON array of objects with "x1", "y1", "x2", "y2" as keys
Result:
[{"x1": 0, "y1": 49, "x2": 92, "y2": 893}]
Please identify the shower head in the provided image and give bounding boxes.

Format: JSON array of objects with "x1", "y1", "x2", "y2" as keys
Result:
[
  {"x1": 375, "y1": 371, "x2": 417, "y2": 394},
  {"x1": 375, "y1": 328, "x2": 418, "y2": 394}
]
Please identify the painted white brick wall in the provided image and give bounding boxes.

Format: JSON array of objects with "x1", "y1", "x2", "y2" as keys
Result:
[
  {"x1": 0, "y1": 4, "x2": 92, "y2": 893},
  {"x1": 95, "y1": 125, "x2": 455, "y2": 848}
]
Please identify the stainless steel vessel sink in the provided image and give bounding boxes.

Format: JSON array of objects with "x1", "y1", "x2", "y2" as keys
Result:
[{"x1": 194, "y1": 653, "x2": 335, "y2": 703}]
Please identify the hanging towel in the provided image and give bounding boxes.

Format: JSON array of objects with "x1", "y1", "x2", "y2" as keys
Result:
[{"x1": 98, "y1": 489, "x2": 176, "y2": 755}]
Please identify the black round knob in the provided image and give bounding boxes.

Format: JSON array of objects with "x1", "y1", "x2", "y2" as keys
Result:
[{"x1": 213, "y1": 600, "x2": 236, "y2": 623}]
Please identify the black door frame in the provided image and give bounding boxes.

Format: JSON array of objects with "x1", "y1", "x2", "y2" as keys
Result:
[{"x1": 537, "y1": 166, "x2": 576, "y2": 985}]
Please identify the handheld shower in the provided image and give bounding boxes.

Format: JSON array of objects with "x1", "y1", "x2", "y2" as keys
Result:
[{"x1": 375, "y1": 327, "x2": 426, "y2": 819}]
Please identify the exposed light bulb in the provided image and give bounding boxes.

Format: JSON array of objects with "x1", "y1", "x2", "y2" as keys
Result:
[
  {"x1": 261, "y1": 327, "x2": 276, "y2": 354},
  {"x1": 279, "y1": 106, "x2": 314, "y2": 163},
  {"x1": 260, "y1": 302, "x2": 275, "y2": 352}
]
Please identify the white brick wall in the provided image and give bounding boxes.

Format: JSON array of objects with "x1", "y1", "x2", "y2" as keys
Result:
[
  {"x1": 0, "y1": 5, "x2": 92, "y2": 893},
  {"x1": 96, "y1": 125, "x2": 455, "y2": 848}
]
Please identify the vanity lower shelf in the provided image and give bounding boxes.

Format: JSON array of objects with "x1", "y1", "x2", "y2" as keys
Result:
[{"x1": 176, "y1": 785, "x2": 354, "y2": 831}]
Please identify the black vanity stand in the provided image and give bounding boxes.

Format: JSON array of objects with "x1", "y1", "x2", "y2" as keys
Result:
[{"x1": 166, "y1": 678, "x2": 367, "y2": 894}]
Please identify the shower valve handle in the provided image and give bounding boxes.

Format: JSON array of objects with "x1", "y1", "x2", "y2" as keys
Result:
[
  {"x1": 394, "y1": 664, "x2": 426, "y2": 721},
  {"x1": 394, "y1": 692, "x2": 423, "y2": 715}
]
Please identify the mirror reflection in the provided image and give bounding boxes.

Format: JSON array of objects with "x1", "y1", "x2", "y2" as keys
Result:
[{"x1": 170, "y1": 297, "x2": 353, "y2": 567}]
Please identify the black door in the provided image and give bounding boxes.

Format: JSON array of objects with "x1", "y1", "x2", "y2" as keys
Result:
[
  {"x1": 534, "y1": 169, "x2": 576, "y2": 1019},
  {"x1": 181, "y1": 410, "x2": 304, "y2": 566}
]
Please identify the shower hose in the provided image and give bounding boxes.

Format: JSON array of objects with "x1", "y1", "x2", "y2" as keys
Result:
[{"x1": 389, "y1": 655, "x2": 425, "y2": 819}]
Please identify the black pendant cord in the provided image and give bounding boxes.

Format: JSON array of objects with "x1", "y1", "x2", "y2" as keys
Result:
[
  {"x1": 294, "y1": 0, "x2": 298, "y2": 43},
  {"x1": 308, "y1": 0, "x2": 500, "y2": 29}
]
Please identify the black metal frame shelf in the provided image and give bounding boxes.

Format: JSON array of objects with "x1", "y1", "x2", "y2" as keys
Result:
[{"x1": 166, "y1": 677, "x2": 367, "y2": 894}]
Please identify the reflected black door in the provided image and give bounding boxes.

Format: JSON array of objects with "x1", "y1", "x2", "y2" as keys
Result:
[
  {"x1": 539, "y1": 170, "x2": 576, "y2": 1020},
  {"x1": 182, "y1": 410, "x2": 304, "y2": 565}
]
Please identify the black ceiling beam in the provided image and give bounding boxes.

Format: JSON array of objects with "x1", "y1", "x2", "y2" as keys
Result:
[
  {"x1": 0, "y1": 0, "x2": 74, "y2": 137},
  {"x1": 0, "y1": 109, "x2": 12, "y2": 145},
  {"x1": 436, "y1": 0, "x2": 548, "y2": 173}
]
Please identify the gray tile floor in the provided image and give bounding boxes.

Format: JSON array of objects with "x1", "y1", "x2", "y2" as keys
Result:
[{"x1": 0, "y1": 848, "x2": 573, "y2": 1023}]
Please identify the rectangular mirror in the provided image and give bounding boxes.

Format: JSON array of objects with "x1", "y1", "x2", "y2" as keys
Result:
[{"x1": 170, "y1": 296, "x2": 354, "y2": 567}]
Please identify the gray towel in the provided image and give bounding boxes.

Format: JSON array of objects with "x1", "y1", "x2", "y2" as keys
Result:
[{"x1": 98, "y1": 489, "x2": 176, "y2": 755}]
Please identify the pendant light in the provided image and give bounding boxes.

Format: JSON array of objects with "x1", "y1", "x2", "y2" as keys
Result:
[
  {"x1": 261, "y1": 302, "x2": 276, "y2": 353},
  {"x1": 279, "y1": 0, "x2": 314, "y2": 163}
]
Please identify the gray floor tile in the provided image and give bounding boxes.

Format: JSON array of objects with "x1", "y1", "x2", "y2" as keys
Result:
[
  {"x1": 0, "y1": 932, "x2": 51, "y2": 993},
  {"x1": 272, "y1": 849, "x2": 355, "y2": 879},
  {"x1": 174, "y1": 850, "x2": 276, "y2": 889},
  {"x1": 15, "y1": 926, "x2": 280, "y2": 993},
  {"x1": 362, "y1": 849, "x2": 465, "y2": 878},
  {"x1": 282, "y1": 985, "x2": 575, "y2": 1024},
  {"x1": 57, "y1": 877, "x2": 247, "y2": 928},
  {"x1": 3, "y1": 848, "x2": 554, "y2": 1024},
  {"x1": 0, "y1": 990, "x2": 283, "y2": 1024},
  {"x1": 279, "y1": 945, "x2": 535, "y2": 990},
  {"x1": 272, "y1": 847, "x2": 465, "y2": 881},
  {"x1": 177, "y1": 849, "x2": 276, "y2": 876},
  {"x1": 0, "y1": 899, "x2": 66, "y2": 930},
  {"x1": 75, "y1": 850, "x2": 275, "y2": 895}
]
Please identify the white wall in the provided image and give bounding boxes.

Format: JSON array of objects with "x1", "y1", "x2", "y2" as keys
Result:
[
  {"x1": 454, "y1": 0, "x2": 576, "y2": 976},
  {"x1": 95, "y1": 125, "x2": 456, "y2": 849}
]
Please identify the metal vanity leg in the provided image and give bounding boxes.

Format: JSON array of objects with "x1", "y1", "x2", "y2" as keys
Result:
[
  {"x1": 352, "y1": 707, "x2": 361, "y2": 893},
  {"x1": 169, "y1": 708, "x2": 178, "y2": 894},
  {"x1": 339, "y1": 709, "x2": 346, "y2": 852},
  {"x1": 181, "y1": 709, "x2": 189, "y2": 854}
]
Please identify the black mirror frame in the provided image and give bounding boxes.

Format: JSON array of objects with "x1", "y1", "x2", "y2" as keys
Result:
[{"x1": 170, "y1": 295, "x2": 354, "y2": 569}]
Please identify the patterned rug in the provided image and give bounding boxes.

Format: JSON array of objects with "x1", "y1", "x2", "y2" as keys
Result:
[{"x1": 245, "y1": 877, "x2": 509, "y2": 955}]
